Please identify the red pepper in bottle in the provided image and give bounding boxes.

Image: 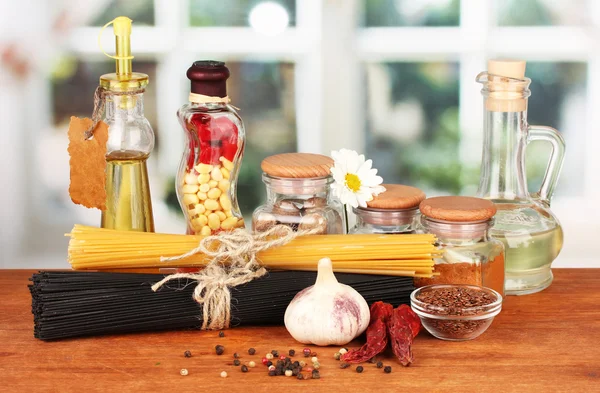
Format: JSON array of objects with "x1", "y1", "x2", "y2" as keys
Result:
[{"x1": 341, "y1": 302, "x2": 393, "y2": 364}]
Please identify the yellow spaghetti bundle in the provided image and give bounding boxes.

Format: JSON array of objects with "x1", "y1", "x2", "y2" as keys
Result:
[{"x1": 66, "y1": 225, "x2": 440, "y2": 277}]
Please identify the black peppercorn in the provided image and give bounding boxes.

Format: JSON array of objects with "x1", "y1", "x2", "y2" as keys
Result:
[
  {"x1": 268, "y1": 370, "x2": 277, "y2": 377},
  {"x1": 293, "y1": 361, "x2": 300, "y2": 367},
  {"x1": 356, "y1": 366, "x2": 364, "y2": 373},
  {"x1": 297, "y1": 373, "x2": 304, "y2": 380},
  {"x1": 248, "y1": 348, "x2": 256, "y2": 355},
  {"x1": 292, "y1": 368, "x2": 299, "y2": 376},
  {"x1": 312, "y1": 370, "x2": 320, "y2": 379},
  {"x1": 289, "y1": 349, "x2": 295, "y2": 357},
  {"x1": 376, "y1": 361, "x2": 383, "y2": 369},
  {"x1": 241, "y1": 365, "x2": 248, "y2": 373},
  {"x1": 266, "y1": 361, "x2": 273, "y2": 367},
  {"x1": 271, "y1": 350, "x2": 279, "y2": 357},
  {"x1": 233, "y1": 352, "x2": 240, "y2": 359},
  {"x1": 215, "y1": 345, "x2": 225, "y2": 355},
  {"x1": 184, "y1": 350, "x2": 192, "y2": 358},
  {"x1": 218, "y1": 331, "x2": 225, "y2": 337},
  {"x1": 384, "y1": 366, "x2": 392, "y2": 373},
  {"x1": 233, "y1": 359, "x2": 240, "y2": 366}
]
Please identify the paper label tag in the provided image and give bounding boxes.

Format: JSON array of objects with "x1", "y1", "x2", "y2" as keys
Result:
[{"x1": 67, "y1": 117, "x2": 108, "y2": 210}]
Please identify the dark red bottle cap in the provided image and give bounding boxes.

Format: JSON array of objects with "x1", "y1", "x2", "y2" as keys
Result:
[{"x1": 186, "y1": 60, "x2": 230, "y2": 97}]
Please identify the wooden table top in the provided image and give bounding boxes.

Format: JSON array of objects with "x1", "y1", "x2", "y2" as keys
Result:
[{"x1": 1, "y1": 269, "x2": 599, "y2": 392}]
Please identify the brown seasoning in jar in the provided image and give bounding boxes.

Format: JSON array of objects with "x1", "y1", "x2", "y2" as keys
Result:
[{"x1": 416, "y1": 196, "x2": 505, "y2": 295}]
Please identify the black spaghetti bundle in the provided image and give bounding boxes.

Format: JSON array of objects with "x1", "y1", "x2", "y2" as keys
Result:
[{"x1": 30, "y1": 271, "x2": 414, "y2": 340}]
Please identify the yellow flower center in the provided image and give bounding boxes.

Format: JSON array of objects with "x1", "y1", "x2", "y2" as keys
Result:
[{"x1": 345, "y1": 173, "x2": 361, "y2": 192}]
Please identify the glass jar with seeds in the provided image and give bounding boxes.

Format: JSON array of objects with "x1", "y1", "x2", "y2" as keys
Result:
[
  {"x1": 252, "y1": 153, "x2": 344, "y2": 235},
  {"x1": 350, "y1": 184, "x2": 425, "y2": 234}
]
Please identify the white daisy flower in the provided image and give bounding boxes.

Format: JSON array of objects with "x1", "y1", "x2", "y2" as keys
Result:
[{"x1": 330, "y1": 149, "x2": 386, "y2": 208}]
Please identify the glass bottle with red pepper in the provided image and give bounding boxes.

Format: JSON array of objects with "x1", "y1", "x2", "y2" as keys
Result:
[{"x1": 177, "y1": 61, "x2": 245, "y2": 235}]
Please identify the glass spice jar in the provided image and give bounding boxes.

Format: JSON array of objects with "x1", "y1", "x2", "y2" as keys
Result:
[
  {"x1": 414, "y1": 196, "x2": 505, "y2": 297},
  {"x1": 350, "y1": 184, "x2": 425, "y2": 234},
  {"x1": 176, "y1": 61, "x2": 245, "y2": 235},
  {"x1": 252, "y1": 153, "x2": 344, "y2": 235}
]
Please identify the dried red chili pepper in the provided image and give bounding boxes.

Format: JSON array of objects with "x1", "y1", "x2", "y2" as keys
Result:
[
  {"x1": 341, "y1": 302, "x2": 392, "y2": 364},
  {"x1": 387, "y1": 307, "x2": 415, "y2": 366},
  {"x1": 396, "y1": 304, "x2": 421, "y2": 338}
]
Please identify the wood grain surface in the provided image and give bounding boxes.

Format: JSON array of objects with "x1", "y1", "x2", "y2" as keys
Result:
[{"x1": 1, "y1": 269, "x2": 599, "y2": 392}]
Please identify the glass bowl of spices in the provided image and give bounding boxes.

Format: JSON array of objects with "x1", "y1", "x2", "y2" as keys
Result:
[
  {"x1": 415, "y1": 196, "x2": 505, "y2": 296},
  {"x1": 350, "y1": 184, "x2": 425, "y2": 234},
  {"x1": 252, "y1": 153, "x2": 344, "y2": 235},
  {"x1": 410, "y1": 284, "x2": 502, "y2": 341}
]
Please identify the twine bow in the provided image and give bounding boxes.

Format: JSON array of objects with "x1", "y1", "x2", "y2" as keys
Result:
[{"x1": 151, "y1": 225, "x2": 320, "y2": 330}]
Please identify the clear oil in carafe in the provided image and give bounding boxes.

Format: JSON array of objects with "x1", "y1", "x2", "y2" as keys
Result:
[
  {"x1": 101, "y1": 150, "x2": 154, "y2": 232},
  {"x1": 490, "y1": 201, "x2": 563, "y2": 294}
]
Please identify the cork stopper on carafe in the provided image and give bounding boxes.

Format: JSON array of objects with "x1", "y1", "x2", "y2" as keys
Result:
[
  {"x1": 488, "y1": 59, "x2": 526, "y2": 79},
  {"x1": 481, "y1": 59, "x2": 530, "y2": 112}
]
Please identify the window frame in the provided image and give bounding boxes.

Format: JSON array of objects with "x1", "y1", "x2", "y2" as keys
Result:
[{"x1": 7, "y1": 0, "x2": 598, "y2": 268}]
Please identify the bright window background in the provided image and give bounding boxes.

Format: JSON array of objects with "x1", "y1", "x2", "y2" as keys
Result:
[{"x1": 1, "y1": 0, "x2": 598, "y2": 268}]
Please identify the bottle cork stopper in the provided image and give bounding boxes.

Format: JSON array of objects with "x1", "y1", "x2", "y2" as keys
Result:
[
  {"x1": 261, "y1": 153, "x2": 333, "y2": 178},
  {"x1": 485, "y1": 59, "x2": 528, "y2": 112},
  {"x1": 488, "y1": 59, "x2": 526, "y2": 79},
  {"x1": 366, "y1": 184, "x2": 425, "y2": 210},
  {"x1": 419, "y1": 196, "x2": 497, "y2": 222}
]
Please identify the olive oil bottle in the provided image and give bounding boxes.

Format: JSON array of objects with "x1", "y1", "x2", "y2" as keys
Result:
[
  {"x1": 101, "y1": 150, "x2": 154, "y2": 231},
  {"x1": 98, "y1": 17, "x2": 155, "y2": 232}
]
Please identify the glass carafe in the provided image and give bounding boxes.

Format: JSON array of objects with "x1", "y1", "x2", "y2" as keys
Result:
[{"x1": 475, "y1": 60, "x2": 565, "y2": 295}]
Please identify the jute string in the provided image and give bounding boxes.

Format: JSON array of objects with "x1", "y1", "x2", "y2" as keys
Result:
[
  {"x1": 84, "y1": 86, "x2": 146, "y2": 140},
  {"x1": 151, "y1": 225, "x2": 321, "y2": 330}
]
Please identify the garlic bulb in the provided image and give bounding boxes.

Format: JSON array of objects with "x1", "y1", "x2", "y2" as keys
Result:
[{"x1": 284, "y1": 257, "x2": 370, "y2": 346}]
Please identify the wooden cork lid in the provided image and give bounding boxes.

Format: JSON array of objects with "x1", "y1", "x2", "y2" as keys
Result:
[
  {"x1": 261, "y1": 153, "x2": 333, "y2": 178},
  {"x1": 419, "y1": 196, "x2": 497, "y2": 222},
  {"x1": 366, "y1": 184, "x2": 425, "y2": 210},
  {"x1": 488, "y1": 59, "x2": 526, "y2": 79}
]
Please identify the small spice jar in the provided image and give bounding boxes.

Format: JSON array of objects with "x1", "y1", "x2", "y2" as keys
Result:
[
  {"x1": 252, "y1": 153, "x2": 343, "y2": 235},
  {"x1": 350, "y1": 184, "x2": 425, "y2": 234},
  {"x1": 414, "y1": 196, "x2": 505, "y2": 296}
]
